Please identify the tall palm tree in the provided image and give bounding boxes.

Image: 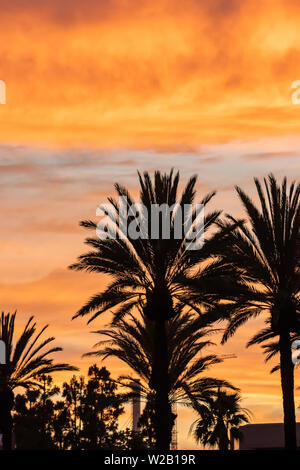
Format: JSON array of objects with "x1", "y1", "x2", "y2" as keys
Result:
[
  {"x1": 69, "y1": 170, "x2": 239, "y2": 449},
  {"x1": 190, "y1": 389, "x2": 251, "y2": 450},
  {"x1": 0, "y1": 311, "x2": 77, "y2": 449},
  {"x1": 221, "y1": 175, "x2": 300, "y2": 449}
]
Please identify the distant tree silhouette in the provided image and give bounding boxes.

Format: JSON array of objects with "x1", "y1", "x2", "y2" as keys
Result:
[
  {"x1": 70, "y1": 170, "x2": 240, "y2": 449},
  {"x1": 62, "y1": 375, "x2": 85, "y2": 448},
  {"x1": 51, "y1": 398, "x2": 73, "y2": 450},
  {"x1": 221, "y1": 175, "x2": 300, "y2": 449},
  {"x1": 0, "y1": 311, "x2": 77, "y2": 449},
  {"x1": 190, "y1": 389, "x2": 251, "y2": 450},
  {"x1": 14, "y1": 375, "x2": 60, "y2": 449},
  {"x1": 137, "y1": 392, "x2": 156, "y2": 448},
  {"x1": 13, "y1": 366, "x2": 138, "y2": 450},
  {"x1": 78, "y1": 365, "x2": 128, "y2": 449}
]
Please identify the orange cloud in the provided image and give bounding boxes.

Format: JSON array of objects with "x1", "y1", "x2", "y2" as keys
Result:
[{"x1": 1, "y1": 0, "x2": 300, "y2": 147}]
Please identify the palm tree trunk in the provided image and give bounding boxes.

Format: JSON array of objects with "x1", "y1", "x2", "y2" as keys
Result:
[
  {"x1": 217, "y1": 420, "x2": 229, "y2": 450},
  {"x1": 2, "y1": 420, "x2": 12, "y2": 450},
  {"x1": 218, "y1": 439, "x2": 228, "y2": 451},
  {"x1": 0, "y1": 385, "x2": 14, "y2": 450},
  {"x1": 229, "y1": 430, "x2": 234, "y2": 450},
  {"x1": 150, "y1": 319, "x2": 173, "y2": 450},
  {"x1": 279, "y1": 330, "x2": 297, "y2": 449}
]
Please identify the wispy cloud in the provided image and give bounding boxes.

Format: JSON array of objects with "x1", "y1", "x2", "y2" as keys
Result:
[{"x1": 241, "y1": 151, "x2": 299, "y2": 161}]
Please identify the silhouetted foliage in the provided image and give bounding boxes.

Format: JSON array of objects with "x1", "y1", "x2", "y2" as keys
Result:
[
  {"x1": 86, "y1": 307, "x2": 237, "y2": 444},
  {"x1": 0, "y1": 311, "x2": 76, "y2": 450},
  {"x1": 221, "y1": 175, "x2": 300, "y2": 449},
  {"x1": 0, "y1": 312, "x2": 77, "y2": 390},
  {"x1": 190, "y1": 389, "x2": 251, "y2": 450},
  {"x1": 78, "y1": 365, "x2": 126, "y2": 449},
  {"x1": 13, "y1": 366, "x2": 148, "y2": 450},
  {"x1": 70, "y1": 170, "x2": 241, "y2": 449},
  {"x1": 14, "y1": 375, "x2": 60, "y2": 449}
]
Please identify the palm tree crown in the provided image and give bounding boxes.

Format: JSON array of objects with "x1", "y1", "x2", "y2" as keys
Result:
[
  {"x1": 222, "y1": 174, "x2": 300, "y2": 341},
  {"x1": 86, "y1": 309, "x2": 235, "y2": 406},
  {"x1": 191, "y1": 389, "x2": 251, "y2": 450},
  {"x1": 0, "y1": 312, "x2": 77, "y2": 389},
  {"x1": 69, "y1": 170, "x2": 239, "y2": 325}
]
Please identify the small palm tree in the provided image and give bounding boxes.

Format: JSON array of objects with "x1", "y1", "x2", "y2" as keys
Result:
[
  {"x1": 0, "y1": 312, "x2": 77, "y2": 389},
  {"x1": 190, "y1": 389, "x2": 251, "y2": 450},
  {"x1": 69, "y1": 170, "x2": 240, "y2": 449},
  {"x1": 85, "y1": 308, "x2": 236, "y2": 437},
  {"x1": 222, "y1": 175, "x2": 300, "y2": 449},
  {"x1": 0, "y1": 311, "x2": 77, "y2": 449}
]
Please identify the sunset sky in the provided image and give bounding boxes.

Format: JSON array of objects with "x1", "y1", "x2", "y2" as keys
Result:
[{"x1": 0, "y1": 0, "x2": 300, "y2": 449}]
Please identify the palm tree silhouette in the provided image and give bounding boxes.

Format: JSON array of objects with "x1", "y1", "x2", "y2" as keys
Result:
[
  {"x1": 85, "y1": 309, "x2": 236, "y2": 421},
  {"x1": 190, "y1": 389, "x2": 251, "y2": 450},
  {"x1": 222, "y1": 175, "x2": 300, "y2": 449},
  {"x1": 0, "y1": 311, "x2": 77, "y2": 449},
  {"x1": 70, "y1": 170, "x2": 239, "y2": 449}
]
